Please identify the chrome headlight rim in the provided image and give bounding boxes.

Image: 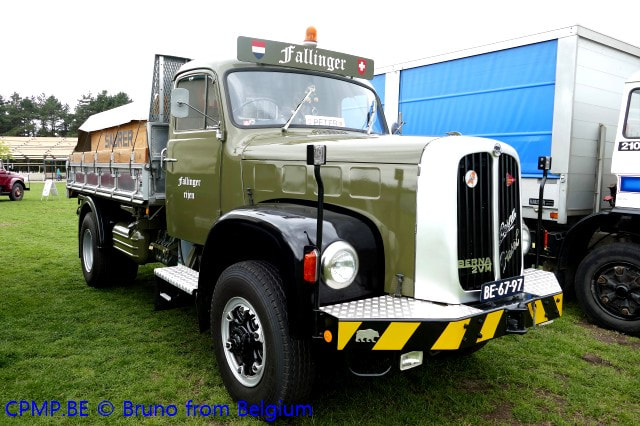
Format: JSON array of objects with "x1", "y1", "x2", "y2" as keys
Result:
[
  {"x1": 522, "y1": 222, "x2": 531, "y2": 256},
  {"x1": 321, "y1": 241, "x2": 359, "y2": 290}
]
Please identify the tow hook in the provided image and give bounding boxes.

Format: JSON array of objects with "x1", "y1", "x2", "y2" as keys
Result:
[{"x1": 505, "y1": 304, "x2": 532, "y2": 334}]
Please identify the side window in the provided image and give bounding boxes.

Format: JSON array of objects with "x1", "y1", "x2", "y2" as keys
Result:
[
  {"x1": 175, "y1": 74, "x2": 221, "y2": 131},
  {"x1": 175, "y1": 75, "x2": 206, "y2": 131},
  {"x1": 624, "y1": 89, "x2": 640, "y2": 139}
]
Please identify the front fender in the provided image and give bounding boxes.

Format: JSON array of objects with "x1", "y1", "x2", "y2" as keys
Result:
[{"x1": 196, "y1": 203, "x2": 384, "y2": 334}]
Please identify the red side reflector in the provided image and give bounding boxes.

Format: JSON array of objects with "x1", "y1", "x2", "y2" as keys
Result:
[
  {"x1": 304, "y1": 250, "x2": 318, "y2": 283},
  {"x1": 550, "y1": 211, "x2": 559, "y2": 220},
  {"x1": 544, "y1": 230, "x2": 549, "y2": 250}
]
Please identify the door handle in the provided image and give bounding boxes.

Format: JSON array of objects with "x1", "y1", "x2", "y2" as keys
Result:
[{"x1": 160, "y1": 148, "x2": 178, "y2": 170}]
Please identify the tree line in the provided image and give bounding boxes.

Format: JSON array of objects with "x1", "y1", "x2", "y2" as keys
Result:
[{"x1": 0, "y1": 91, "x2": 132, "y2": 137}]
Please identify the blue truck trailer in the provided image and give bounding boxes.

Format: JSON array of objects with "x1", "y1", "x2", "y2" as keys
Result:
[{"x1": 374, "y1": 26, "x2": 640, "y2": 227}]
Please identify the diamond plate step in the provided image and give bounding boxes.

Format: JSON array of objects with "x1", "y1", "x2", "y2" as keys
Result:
[{"x1": 154, "y1": 264, "x2": 199, "y2": 295}]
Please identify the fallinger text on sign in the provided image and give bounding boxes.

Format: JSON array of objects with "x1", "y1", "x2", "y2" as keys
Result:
[{"x1": 237, "y1": 36, "x2": 374, "y2": 80}]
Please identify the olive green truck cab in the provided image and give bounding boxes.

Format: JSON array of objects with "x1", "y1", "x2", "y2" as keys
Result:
[{"x1": 67, "y1": 34, "x2": 562, "y2": 404}]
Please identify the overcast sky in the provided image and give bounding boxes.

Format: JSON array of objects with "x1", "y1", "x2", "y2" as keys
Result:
[{"x1": 2, "y1": 0, "x2": 640, "y2": 110}]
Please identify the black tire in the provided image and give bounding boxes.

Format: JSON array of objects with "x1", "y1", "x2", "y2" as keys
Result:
[
  {"x1": 211, "y1": 261, "x2": 314, "y2": 405},
  {"x1": 9, "y1": 182, "x2": 24, "y2": 201},
  {"x1": 80, "y1": 212, "x2": 138, "y2": 288},
  {"x1": 575, "y1": 242, "x2": 640, "y2": 335}
]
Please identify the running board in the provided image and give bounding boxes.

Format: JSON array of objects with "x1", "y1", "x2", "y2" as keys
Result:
[
  {"x1": 154, "y1": 264, "x2": 199, "y2": 295},
  {"x1": 154, "y1": 265, "x2": 199, "y2": 311}
]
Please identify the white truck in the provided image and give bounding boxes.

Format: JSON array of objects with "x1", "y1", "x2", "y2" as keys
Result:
[{"x1": 558, "y1": 71, "x2": 640, "y2": 334}]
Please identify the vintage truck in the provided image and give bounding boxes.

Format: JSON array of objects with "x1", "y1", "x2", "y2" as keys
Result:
[
  {"x1": 0, "y1": 159, "x2": 29, "y2": 201},
  {"x1": 67, "y1": 30, "x2": 562, "y2": 404}
]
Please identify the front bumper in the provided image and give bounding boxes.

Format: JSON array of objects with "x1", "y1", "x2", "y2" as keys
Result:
[{"x1": 318, "y1": 269, "x2": 562, "y2": 352}]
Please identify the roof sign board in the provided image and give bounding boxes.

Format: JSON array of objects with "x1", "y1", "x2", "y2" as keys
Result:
[{"x1": 237, "y1": 36, "x2": 374, "y2": 80}]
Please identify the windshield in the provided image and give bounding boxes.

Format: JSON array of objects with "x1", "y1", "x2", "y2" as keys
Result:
[{"x1": 226, "y1": 70, "x2": 386, "y2": 134}]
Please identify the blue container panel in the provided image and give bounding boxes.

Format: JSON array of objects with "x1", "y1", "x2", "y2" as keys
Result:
[
  {"x1": 372, "y1": 74, "x2": 385, "y2": 108},
  {"x1": 399, "y1": 40, "x2": 557, "y2": 177}
]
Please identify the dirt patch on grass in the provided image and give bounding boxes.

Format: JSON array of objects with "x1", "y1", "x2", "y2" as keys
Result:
[
  {"x1": 578, "y1": 321, "x2": 640, "y2": 348},
  {"x1": 483, "y1": 402, "x2": 519, "y2": 424},
  {"x1": 582, "y1": 353, "x2": 614, "y2": 367}
]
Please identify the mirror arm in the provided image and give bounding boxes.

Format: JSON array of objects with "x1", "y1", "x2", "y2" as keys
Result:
[{"x1": 178, "y1": 101, "x2": 219, "y2": 124}]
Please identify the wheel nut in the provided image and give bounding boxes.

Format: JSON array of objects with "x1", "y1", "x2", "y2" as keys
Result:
[
  {"x1": 237, "y1": 367, "x2": 243, "y2": 374},
  {"x1": 601, "y1": 296, "x2": 609, "y2": 304},
  {"x1": 253, "y1": 332, "x2": 260, "y2": 340},
  {"x1": 225, "y1": 341, "x2": 232, "y2": 349},
  {"x1": 615, "y1": 266, "x2": 624, "y2": 276},
  {"x1": 597, "y1": 276, "x2": 606, "y2": 285},
  {"x1": 621, "y1": 308, "x2": 631, "y2": 316}
]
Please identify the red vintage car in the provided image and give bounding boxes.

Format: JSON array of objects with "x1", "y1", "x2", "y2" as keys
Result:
[{"x1": 0, "y1": 159, "x2": 29, "y2": 201}]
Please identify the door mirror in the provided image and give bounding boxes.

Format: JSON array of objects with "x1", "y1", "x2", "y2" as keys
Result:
[{"x1": 171, "y1": 88, "x2": 190, "y2": 118}]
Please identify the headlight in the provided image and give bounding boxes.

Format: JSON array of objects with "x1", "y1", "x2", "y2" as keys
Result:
[
  {"x1": 321, "y1": 241, "x2": 359, "y2": 289},
  {"x1": 522, "y1": 223, "x2": 531, "y2": 256}
]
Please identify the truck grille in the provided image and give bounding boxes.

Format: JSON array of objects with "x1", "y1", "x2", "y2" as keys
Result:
[
  {"x1": 456, "y1": 152, "x2": 522, "y2": 291},
  {"x1": 457, "y1": 153, "x2": 493, "y2": 290},
  {"x1": 498, "y1": 154, "x2": 521, "y2": 278}
]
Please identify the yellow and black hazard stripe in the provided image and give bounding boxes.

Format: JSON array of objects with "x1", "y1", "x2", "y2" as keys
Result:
[{"x1": 332, "y1": 294, "x2": 562, "y2": 352}]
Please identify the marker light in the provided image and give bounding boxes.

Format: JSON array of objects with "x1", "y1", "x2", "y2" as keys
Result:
[
  {"x1": 322, "y1": 241, "x2": 358, "y2": 289},
  {"x1": 303, "y1": 249, "x2": 318, "y2": 283},
  {"x1": 304, "y1": 26, "x2": 317, "y2": 45},
  {"x1": 323, "y1": 330, "x2": 333, "y2": 343}
]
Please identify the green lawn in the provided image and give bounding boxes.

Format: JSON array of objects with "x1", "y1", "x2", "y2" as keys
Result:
[{"x1": 1, "y1": 183, "x2": 639, "y2": 424}]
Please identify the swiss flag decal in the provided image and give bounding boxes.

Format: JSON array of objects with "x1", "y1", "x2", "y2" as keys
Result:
[{"x1": 357, "y1": 59, "x2": 367, "y2": 75}]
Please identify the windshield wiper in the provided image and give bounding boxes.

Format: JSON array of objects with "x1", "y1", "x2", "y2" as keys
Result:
[
  {"x1": 282, "y1": 85, "x2": 316, "y2": 133},
  {"x1": 366, "y1": 98, "x2": 377, "y2": 135}
]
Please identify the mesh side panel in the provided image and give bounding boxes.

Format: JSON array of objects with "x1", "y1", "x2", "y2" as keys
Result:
[{"x1": 149, "y1": 55, "x2": 191, "y2": 123}]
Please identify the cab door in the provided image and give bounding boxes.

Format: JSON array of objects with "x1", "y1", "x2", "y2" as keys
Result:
[{"x1": 166, "y1": 72, "x2": 223, "y2": 244}]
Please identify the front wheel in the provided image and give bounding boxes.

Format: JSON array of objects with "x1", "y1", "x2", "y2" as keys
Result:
[
  {"x1": 575, "y1": 242, "x2": 640, "y2": 335},
  {"x1": 9, "y1": 182, "x2": 24, "y2": 201},
  {"x1": 211, "y1": 261, "x2": 313, "y2": 404}
]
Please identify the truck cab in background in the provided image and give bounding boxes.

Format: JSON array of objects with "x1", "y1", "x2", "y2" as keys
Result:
[
  {"x1": 559, "y1": 71, "x2": 640, "y2": 334},
  {"x1": 0, "y1": 159, "x2": 29, "y2": 201}
]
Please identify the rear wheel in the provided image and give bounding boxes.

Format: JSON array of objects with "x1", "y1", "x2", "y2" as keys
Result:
[
  {"x1": 9, "y1": 182, "x2": 24, "y2": 201},
  {"x1": 80, "y1": 212, "x2": 138, "y2": 288},
  {"x1": 211, "y1": 261, "x2": 313, "y2": 404},
  {"x1": 575, "y1": 242, "x2": 640, "y2": 335}
]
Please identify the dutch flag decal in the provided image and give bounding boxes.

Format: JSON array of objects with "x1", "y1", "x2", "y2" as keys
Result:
[{"x1": 252, "y1": 40, "x2": 266, "y2": 59}]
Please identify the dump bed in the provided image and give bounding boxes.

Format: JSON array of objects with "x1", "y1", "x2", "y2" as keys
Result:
[
  {"x1": 67, "y1": 54, "x2": 190, "y2": 205},
  {"x1": 66, "y1": 102, "x2": 168, "y2": 205}
]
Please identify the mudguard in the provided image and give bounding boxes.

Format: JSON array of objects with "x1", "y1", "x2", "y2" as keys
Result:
[{"x1": 196, "y1": 203, "x2": 384, "y2": 334}]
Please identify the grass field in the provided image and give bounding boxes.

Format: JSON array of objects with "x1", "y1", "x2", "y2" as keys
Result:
[{"x1": 1, "y1": 183, "x2": 639, "y2": 424}]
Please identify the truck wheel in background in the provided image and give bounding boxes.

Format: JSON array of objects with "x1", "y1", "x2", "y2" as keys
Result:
[
  {"x1": 211, "y1": 261, "x2": 313, "y2": 404},
  {"x1": 9, "y1": 182, "x2": 24, "y2": 201},
  {"x1": 575, "y1": 242, "x2": 640, "y2": 335},
  {"x1": 80, "y1": 213, "x2": 138, "y2": 288}
]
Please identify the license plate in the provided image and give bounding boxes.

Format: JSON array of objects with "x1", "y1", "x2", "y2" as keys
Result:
[{"x1": 480, "y1": 276, "x2": 524, "y2": 302}]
